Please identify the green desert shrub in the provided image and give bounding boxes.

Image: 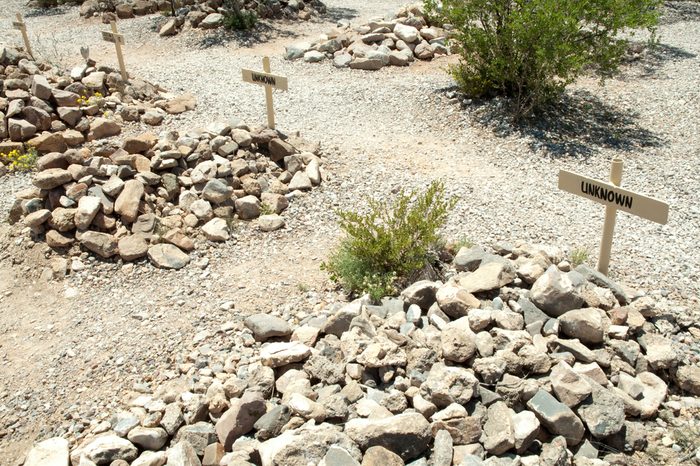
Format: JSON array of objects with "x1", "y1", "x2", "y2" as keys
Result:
[
  {"x1": 223, "y1": 9, "x2": 257, "y2": 30},
  {"x1": 426, "y1": 0, "x2": 662, "y2": 117},
  {"x1": 323, "y1": 181, "x2": 457, "y2": 302}
]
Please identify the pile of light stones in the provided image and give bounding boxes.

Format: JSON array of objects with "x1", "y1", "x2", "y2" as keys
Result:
[
  {"x1": 22, "y1": 242, "x2": 700, "y2": 465},
  {"x1": 72, "y1": 0, "x2": 326, "y2": 36},
  {"x1": 285, "y1": 4, "x2": 450, "y2": 70},
  {"x1": 9, "y1": 122, "x2": 325, "y2": 269},
  {"x1": 0, "y1": 46, "x2": 196, "y2": 171}
]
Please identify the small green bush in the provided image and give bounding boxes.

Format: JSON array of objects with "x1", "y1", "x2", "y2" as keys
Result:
[
  {"x1": 570, "y1": 246, "x2": 590, "y2": 267},
  {"x1": 323, "y1": 181, "x2": 457, "y2": 302},
  {"x1": 426, "y1": 0, "x2": 661, "y2": 117},
  {"x1": 223, "y1": 8, "x2": 257, "y2": 31}
]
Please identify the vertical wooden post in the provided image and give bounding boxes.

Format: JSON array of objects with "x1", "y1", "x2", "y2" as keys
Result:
[
  {"x1": 263, "y1": 56, "x2": 275, "y2": 130},
  {"x1": 15, "y1": 13, "x2": 34, "y2": 58},
  {"x1": 597, "y1": 159, "x2": 623, "y2": 275},
  {"x1": 111, "y1": 21, "x2": 128, "y2": 81}
]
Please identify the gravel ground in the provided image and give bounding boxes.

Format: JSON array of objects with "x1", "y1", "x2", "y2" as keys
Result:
[{"x1": 0, "y1": 0, "x2": 699, "y2": 463}]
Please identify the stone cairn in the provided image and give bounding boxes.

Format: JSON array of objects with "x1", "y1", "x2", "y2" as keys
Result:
[
  {"x1": 0, "y1": 46, "x2": 196, "y2": 167},
  {"x1": 9, "y1": 122, "x2": 325, "y2": 269},
  {"x1": 72, "y1": 0, "x2": 327, "y2": 36},
  {"x1": 285, "y1": 4, "x2": 450, "y2": 70},
  {"x1": 23, "y1": 243, "x2": 700, "y2": 465}
]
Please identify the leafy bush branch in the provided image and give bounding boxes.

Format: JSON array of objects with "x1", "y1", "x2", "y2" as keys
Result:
[{"x1": 323, "y1": 181, "x2": 457, "y2": 302}]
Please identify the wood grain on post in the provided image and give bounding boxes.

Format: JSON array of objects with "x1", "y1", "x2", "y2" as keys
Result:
[
  {"x1": 597, "y1": 159, "x2": 623, "y2": 275},
  {"x1": 111, "y1": 21, "x2": 128, "y2": 81},
  {"x1": 14, "y1": 13, "x2": 34, "y2": 58},
  {"x1": 263, "y1": 56, "x2": 275, "y2": 129}
]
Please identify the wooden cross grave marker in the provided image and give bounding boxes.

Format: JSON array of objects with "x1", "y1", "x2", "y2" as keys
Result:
[
  {"x1": 558, "y1": 158, "x2": 669, "y2": 275},
  {"x1": 241, "y1": 57, "x2": 288, "y2": 130},
  {"x1": 101, "y1": 21, "x2": 128, "y2": 81},
  {"x1": 13, "y1": 13, "x2": 33, "y2": 58}
]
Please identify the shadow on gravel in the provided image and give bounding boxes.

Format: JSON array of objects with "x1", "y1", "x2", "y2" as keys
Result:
[
  {"x1": 660, "y1": 1, "x2": 700, "y2": 25},
  {"x1": 439, "y1": 87, "x2": 664, "y2": 158},
  {"x1": 193, "y1": 22, "x2": 299, "y2": 48},
  {"x1": 23, "y1": 6, "x2": 71, "y2": 17},
  {"x1": 325, "y1": 7, "x2": 360, "y2": 22},
  {"x1": 621, "y1": 41, "x2": 697, "y2": 77}
]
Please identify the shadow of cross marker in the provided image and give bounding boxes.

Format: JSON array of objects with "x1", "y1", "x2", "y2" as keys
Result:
[
  {"x1": 13, "y1": 13, "x2": 33, "y2": 58},
  {"x1": 101, "y1": 20, "x2": 127, "y2": 81},
  {"x1": 241, "y1": 56, "x2": 289, "y2": 130},
  {"x1": 558, "y1": 159, "x2": 670, "y2": 275}
]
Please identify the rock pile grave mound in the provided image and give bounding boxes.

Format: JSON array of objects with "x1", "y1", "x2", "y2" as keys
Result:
[
  {"x1": 0, "y1": 46, "x2": 196, "y2": 169},
  {"x1": 286, "y1": 4, "x2": 450, "y2": 69},
  {"x1": 71, "y1": 0, "x2": 327, "y2": 36},
  {"x1": 23, "y1": 242, "x2": 700, "y2": 465},
  {"x1": 9, "y1": 123, "x2": 326, "y2": 269}
]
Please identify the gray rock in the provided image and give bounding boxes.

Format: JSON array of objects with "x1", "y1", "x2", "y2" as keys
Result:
[
  {"x1": 33, "y1": 168, "x2": 72, "y2": 189},
  {"x1": 333, "y1": 53, "x2": 353, "y2": 68},
  {"x1": 127, "y1": 426, "x2": 168, "y2": 451},
  {"x1": 289, "y1": 171, "x2": 313, "y2": 191},
  {"x1": 173, "y1": 422, "x2": 217, "y2": 456},
  {"x1": 345, "y1": 412, "x2": 431, "y2": 460},
  {"x1": 202, "y1": 179, "x2": 233, "y2": 204},
  {"x1": 24, "y1": 209, "x2": 52, "y2": 228},
  {"x1": 261, "y1": 341, "x2": 312, "y2": 367},
  {"x1": 201, "y1": 13, "x2": 223, "y2": 29},
  {"x1": 394, "y1": 23, "x2": 420, "y2": 43},
  {"x1": 202, "y1": 217, "x2": 229, "y2": 241},
  {"x1": 361, "y1": 446, "x2": 404, "y2": 466},
  {"x1": 676, "y1": 365, "x2": 700, "y2": 395},
  {"x1": 420, "y1": 362, "x2": 479, "y2": 408},
  {"x1": 304, "y1": 50, "x2": 326, "y2": 63},
  {"x1": 431, "y1": 429, "x2": 453, "y2": 466},
  {"x1": 638, "y1": 333, "x2": 677, "y2": 370},
  {"x1": 512, "y1": 410, "x2": 540, "y2": 453},
  {"x1": 115, "y1": 179, "x2": 144, "y2": 224},
  {"x1": 31, "y1": 74, "x2": 52, "y2": 100},
  {"x1": 78, "y1": 231, "x2": 118, "y2": 258},
  {"x1": 118, "y1": 235, "x2": 148, "y2": 261},
  {"x1": 348, "y1": 58, "x2": 385, "y2": 71},
  {"x1": 81, "y1": 435, "x2": 138, "y2": 464},
  {"x1": 482, "y1": 401, "x2": 515, "y2": 455},
  {"x1": 259, "y1": 214, "x2": 285, "y2": 232},
  {"x1": 441, "y1": 327, "x2": 476, "y2": 363},
  {"x1": 576, "y1": 384, "x2": 625, "y2": 438},
  {"x1": 254, "y1": 405, "x2": 291, "y2": 441},
  {"x1": 550, "y1": 361, "x2": 592, "y2": 407},
  {"x1": 322, "y1": 445, "x2": 360, "y2": 465},
  {"x1": 244, "y1": 314, "x2": 292, "y2": 341},
  {"x1": 161, "y1": 403, "x2": 184, "y2": 436},
  {"x1": 527, "y1": 390, "x2": 584, "y2": 446},
  {"x1": 148, "y1": 244, "x2": 189, "y2": 269},
  {"x1": 24, "y1": 437, "x2": 69, "y2": 466},
  {"x1": 159, "y1": 18, "x2": 178, "y2": 36},
  {"x1": 530, "y1": 266, "x2": 584, "y2": 317},
  {"x1": 235, "y1": 195, "x2": 261, "y2": 220},
  {"x1": 436, "y1": 284, "x2": 479, "y2": 318},
  {"x1": 611, "y1": 372, "x2": 667, "y2": 419},
  {"x1": 75, "y1": 196, "x2": 102, "y2": 230},
  {"x1": 285, "y1": 42, "x2": 311, "y2": 60},
  {"x1": 558, "y1": 308, "x2": 605, "y2": 344},
  {"x1": 215, "y1": 392, "x2": 266, "y2": 450},
  {"x1": 575, "y1": 264, "x2": 628, "y2": 305},
  {"x1": 401, "y1": 280, "x2": 439, "y2": 309},
  {"x1": 259, "y1": 422, "x2": 360, "y2": 466},
  {"x1": 539, "y1": 436, "x2": 570, "y2": 466},
  {"x1": 459, "y1": 261, "x2": 516, "y2": 294},
  {"x1": 8, "y1": 118, "x2": 37, "y2": 141},
  {"x1": 166, "y1": 441, "x2": 201, "y2": 466}
]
